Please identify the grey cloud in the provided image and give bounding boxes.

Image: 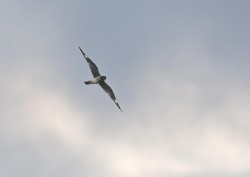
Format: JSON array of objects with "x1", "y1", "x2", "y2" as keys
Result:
[{"x1": 1, "y1": 0, "x2": 250, "y2": 177}]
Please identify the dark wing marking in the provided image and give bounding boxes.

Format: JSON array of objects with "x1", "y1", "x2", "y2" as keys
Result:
[
  {"x1": 79, "y1": 47, "x2": 100, "y2": 77},
  {"x1": 99, "y1": 81, "x2": 122, "y2": 112}
]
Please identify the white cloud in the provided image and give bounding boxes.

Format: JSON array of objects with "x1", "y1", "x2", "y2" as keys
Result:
[{"x1": 2, "y1": 74, "x2": 90, "y2": 150}]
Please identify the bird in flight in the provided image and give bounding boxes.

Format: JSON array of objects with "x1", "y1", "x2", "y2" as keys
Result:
[{"x1": 79, "y1": 47, "x2": 122, "y2": 112}]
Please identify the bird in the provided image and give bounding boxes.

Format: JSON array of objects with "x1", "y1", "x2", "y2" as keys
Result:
[{"x1": 79, "y1": 47, "x2": 122, "y2": 112}]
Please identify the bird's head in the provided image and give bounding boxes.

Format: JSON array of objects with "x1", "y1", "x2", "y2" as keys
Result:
[{"x1": 101, "y1": 76, "x2": 107, "y2": 81}]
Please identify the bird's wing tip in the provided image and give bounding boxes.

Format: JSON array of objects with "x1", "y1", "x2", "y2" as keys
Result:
[{"x1": 117, "y1": 103, "x2": 123, "y2": 112}]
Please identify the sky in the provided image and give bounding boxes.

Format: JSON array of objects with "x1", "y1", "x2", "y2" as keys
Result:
[{"x1": 1, "y1": 0, "x2": 250, "y2": 177}]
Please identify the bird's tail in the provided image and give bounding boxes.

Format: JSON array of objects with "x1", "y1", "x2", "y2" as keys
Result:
[{"x1": 85, "y1": 81, "x2": 92, "y2": 85}]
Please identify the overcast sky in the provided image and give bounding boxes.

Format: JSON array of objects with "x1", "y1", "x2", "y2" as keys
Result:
[{"x1": 1, "y1": 1, "x2": 250, "y2": 177}]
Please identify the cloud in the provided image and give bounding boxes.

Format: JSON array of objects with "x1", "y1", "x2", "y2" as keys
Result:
[
  {"x1": 120, "y1": 40, "x2": 250, "y2": 176},
  {"x1": 3, "y1": 55, "x2": 250, "y2": 177},
  {"x1": 1, "y1": 1, "x2": 250, "y2": 177}
]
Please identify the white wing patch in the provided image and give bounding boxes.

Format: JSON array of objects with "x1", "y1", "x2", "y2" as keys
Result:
[{"x1": 115, "y1": 100, "x2": 118, "y2": 103}]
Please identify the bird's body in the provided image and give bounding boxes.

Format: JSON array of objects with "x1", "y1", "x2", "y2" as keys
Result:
[
  {"x1": 79, "y1": 47, "x2": 122, "y2": 112},
  {"x1": 85, "y1": 76, "x2": 106, "y2": 85}
]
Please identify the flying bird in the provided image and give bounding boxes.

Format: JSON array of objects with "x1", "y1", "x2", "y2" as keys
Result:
[{"x1": 79, "y1": 47, "x2": 122, "y2": 112}]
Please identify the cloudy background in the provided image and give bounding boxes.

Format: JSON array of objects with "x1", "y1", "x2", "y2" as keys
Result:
[{"x1": 1, "y1": 0, "x2": 250, "y2": 177}]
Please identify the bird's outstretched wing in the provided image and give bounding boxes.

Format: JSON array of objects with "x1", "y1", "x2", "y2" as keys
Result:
[
  {"x1": 79, "y1": 47, "x2": 100, "y2": 77},
  {"x1": 99, "y1": 81, "x2": 122, "y2": 112}
]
